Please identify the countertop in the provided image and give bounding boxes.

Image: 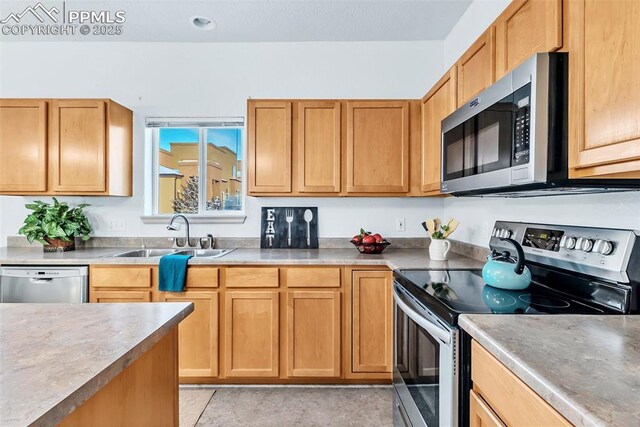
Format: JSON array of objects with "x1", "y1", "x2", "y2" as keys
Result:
[
  {"x1": 0, "y1": 247, "x2": 484, "y2": 270},
  {"x1": 459, "y1": 314, "x2": 640, "y2": 427},
  {"x1": 0, "y1": 303, "x2": 193, "y2": 427}
]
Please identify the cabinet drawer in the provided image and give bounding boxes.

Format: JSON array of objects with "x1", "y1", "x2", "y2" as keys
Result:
[
  {"x1": 185, "y1": 267, "x2": 219, "y2": 288},
  {"x1": 286, "y1": 267, "x2": 341, "y2": 288},
  {"x1": 91, "y1": 290, "x2": 151, "y2": 303},
  {"x1": 470, "y1": 389, "x2": 505, "y2": 427},
  {"x1": 91, "y1": 267, "x2": 152, "y2": 289},
  {"x1": 471, "y1": 340, "x2": 570, "y2": 426},
  {"x1": 225, "y1": 267, "x2": 279, "y2": 288}
]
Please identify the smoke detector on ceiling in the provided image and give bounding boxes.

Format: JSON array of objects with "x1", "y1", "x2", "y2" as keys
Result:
[{"x1": 191, "y1": 16, "x2": 216, "y2": 31}]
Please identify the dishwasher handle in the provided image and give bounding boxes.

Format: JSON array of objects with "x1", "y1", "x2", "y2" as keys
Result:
[
  {"x1": 0, "y1": 266, "x2": 88, "y2": 279},
  {"x1": 30, "y1": 277, "x2": 54, "y2": 283}
]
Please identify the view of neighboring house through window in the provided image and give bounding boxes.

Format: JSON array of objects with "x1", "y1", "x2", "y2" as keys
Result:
[{"x1": 148, "y1": 119, "x2": 244, "y2": 215}]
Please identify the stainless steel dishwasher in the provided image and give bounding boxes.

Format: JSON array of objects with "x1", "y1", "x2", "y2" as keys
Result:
[{"x1": 0, "y1": 266, "x2": 89, "y2": 303}]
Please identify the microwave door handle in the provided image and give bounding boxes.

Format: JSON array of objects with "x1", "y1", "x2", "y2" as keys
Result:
[{"x1": 393, "y1": 288, "x2": 451, "y2": 345}]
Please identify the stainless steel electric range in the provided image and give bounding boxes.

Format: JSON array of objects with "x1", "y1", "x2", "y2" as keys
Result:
[{"x1": 391, "y1": 220, "x2": 640, "y2": 427}]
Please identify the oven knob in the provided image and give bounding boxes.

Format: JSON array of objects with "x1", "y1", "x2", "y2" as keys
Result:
[
  {"x1": 499, "y1": 229, "x2": 511, "y2": 239},
  {"x1": 560, "y1": 236, "x2": 576, "y2": 250},
  {"x1": 492, "y1": 228, "x2": 500, "y2": 237},
  {"x1": 593, "y1": 239, "x2": 614, "y2": 255},
  {"x1": 576, "y1": 237, "x2": 594, "y2": 252}
]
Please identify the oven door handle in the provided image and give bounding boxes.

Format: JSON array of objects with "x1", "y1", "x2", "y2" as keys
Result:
[{"x1": 393, "y1": 286, "x2": 451, "y2": 345}]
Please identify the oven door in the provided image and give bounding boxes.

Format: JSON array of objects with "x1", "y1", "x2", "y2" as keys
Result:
[{"x1": 393, "y1": 282, "x2": 458, "y2": 427}]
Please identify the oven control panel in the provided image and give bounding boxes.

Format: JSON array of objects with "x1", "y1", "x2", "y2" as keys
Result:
[{"x1": 490, "y1": 221, "x2": 638, "y2": 283}]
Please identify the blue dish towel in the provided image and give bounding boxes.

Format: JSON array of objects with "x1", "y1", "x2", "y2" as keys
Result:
[{"x1": 158, "y1": 254, "x2": 193, "y2": 292}]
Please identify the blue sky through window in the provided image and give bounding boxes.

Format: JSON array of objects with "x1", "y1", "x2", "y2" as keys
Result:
[{"x1": 159, "y1": 128, "x2": 242, "y2": 160}]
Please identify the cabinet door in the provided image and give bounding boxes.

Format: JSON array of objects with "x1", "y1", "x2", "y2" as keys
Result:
[
  {"x1": 346, "y1": 101, "x2": 409, "y2": 193},
  {"x1": 91, "y1": 290, "x2": 151, "y2": 303},
  {"x1": 247, "y1": 101, "x2": 292, "y2": 193},
  {"x1": 287, "y1": 291, "x2": 341, "y2": 377},
  {"x1": 0, "y1": 100, "x2": 48, "y2": 192},
  {"x1": 568, "y1": 0, "x2": 640, "y2": 177},
  {"x1": 50, "y1": 100, "x2": 107, "y2": 192},
  {"x1": 495, "y1": 0, "x2": 562, "y2": 79},
  {"x1": 352, "y1": 271, "x2": 392, "y2": 373},
  {"x1": 224, "y1": 291, "x2": 279, "y2": 377},
  {"x1": 421, "y1": 68, "x2": 457, "y2": 194},
  {"x1": 470, "y1": 390, "x2": 506, "y2": 427},
  {"x1": 457, "y1": 28, "x2": 496, "y2": 106},
  {"x1": 160, "y1": 291, "x2": 219, "y2": 378},
  {"x1": 297, "y1": 101, "x2": 341, "y2": 192}
]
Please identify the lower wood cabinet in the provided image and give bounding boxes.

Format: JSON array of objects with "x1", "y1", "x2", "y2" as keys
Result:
[
  {"x1": 224, "y1": 291, "x2": 280, "y2": 377},
  {"x1": 351, "y1": 270, "x2": 393, "y2": 373},
  {"x1": 90, "y1": 290, "x2": 151, "y2": 303},
  {"x1": 287, "y1": 290, "x2": 341, "y2": 377},
  {"x1": 470, "y1": 389, "x2": 505, "y2": 427},
  {"x1": 159, "y1": 291, "x2": 219, "y2": 378}
]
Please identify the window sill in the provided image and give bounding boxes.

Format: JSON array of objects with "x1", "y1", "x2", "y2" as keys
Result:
[{"x1": 140, "y1": 213, "x2": 247, "y2": 224}]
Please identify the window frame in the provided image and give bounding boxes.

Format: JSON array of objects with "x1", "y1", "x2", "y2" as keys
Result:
[{"x1": 142, "y1": 118, "x2": 247, "y2": 224}]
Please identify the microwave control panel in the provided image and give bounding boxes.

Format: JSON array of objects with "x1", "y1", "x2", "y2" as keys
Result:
[{"x1": 513, "y1": 84, "x2": 531, "y2": 166}]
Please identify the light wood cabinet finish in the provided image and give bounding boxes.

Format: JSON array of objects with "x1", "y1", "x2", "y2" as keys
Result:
[
  {"x1": 185, "y1": 267, "x2": 219, "y2": 289},
  {"x1": 90, "y1": 290, "x2": 151, "y2": 303},
  {"x1": 225, "y1": 267, "x2": 279, "y2": 288},
  {"x1": 457, "y1": 28, "x2": 496, "y2": 106},
  {"x1": 297, "y1": 101, "x2": 341, "y2": 192},
  {"x1": 248, "y1": 101, "x2": 292, "y2": 193},
  {"x1": 470, "y1": 389, "x2": 506, "y2": 427},
  {"x1": 472, "y1": 340, "x2": 570, "y2": 426},
  {"x1": 346, "y1": 101, "x2": 410, "y2": 193},
  {"x1": 351, "y1": 270, "x2": 392, "y2": 373},
  {"x1": 495, "y1": 0, "x2": 562, "y2": 79},
  {"x1": 160, "y1": 291, "x2": 218, "y2": 378},
  {"x1": 224, "y1": 291, "x2": 280, "y2": 377},
  {"x1": 287, "y1": 291, "x2": 341, "y2": 377},
  {"x1": 286, "y1": 267, "x2": 341, "y2": 288},
  {"x1": 568, "y1": 0, "x2": 640, "y2": 177},
  {"x1": 421, "y1": 67, "x2": 457, "y2": 194},
  {"x1": 0, "y1": 100, "x2": 48, "y2": 192},
  {"x1": 91, "y1": 266, "x2": 153, "y2": 289}
]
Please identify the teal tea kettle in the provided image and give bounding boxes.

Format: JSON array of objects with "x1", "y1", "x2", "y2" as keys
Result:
[{"x1": 482, "y1": 238, "x2": 532, "y2": 290}]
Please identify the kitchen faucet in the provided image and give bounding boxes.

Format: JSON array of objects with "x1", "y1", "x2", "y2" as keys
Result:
[{"x1": 167, "y1": 214, "x2": 191, "y2": 247}]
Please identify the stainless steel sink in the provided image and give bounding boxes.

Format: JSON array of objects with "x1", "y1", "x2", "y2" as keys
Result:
[
  {"x1": 112, "y1": 249, "x2": 180, "y2": 258},
  {"x1": 175, "y1": 248, "x2": 236, "y2": 258}
]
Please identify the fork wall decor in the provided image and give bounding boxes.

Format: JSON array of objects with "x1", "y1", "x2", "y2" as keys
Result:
[{"x1": 260, "y1": 207, "x2": 319, "y2": 249}]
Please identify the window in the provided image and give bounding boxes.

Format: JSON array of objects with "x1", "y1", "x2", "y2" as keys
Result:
[{"x1": 146, "y1": 118, "x2": 244, "y2": 217}]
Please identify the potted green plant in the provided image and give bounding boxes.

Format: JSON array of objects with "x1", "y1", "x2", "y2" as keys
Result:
[{"x1": 18, "y1": 198, "x2": 93, "y2": 252}]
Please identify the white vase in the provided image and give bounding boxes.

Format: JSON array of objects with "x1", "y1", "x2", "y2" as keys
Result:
[{"x1": 429, "y1": 239, "x2": 451, "y2": 261}]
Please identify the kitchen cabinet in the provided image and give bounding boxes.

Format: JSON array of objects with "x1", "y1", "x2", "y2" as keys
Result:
[
  {"x1": 351, "y1": 270, "x2": 393, "y2": 373},
  {"x1": 456, "y1": 28, "x2": 496, "y2": 106},
  {"x1": 0, "y1": 99, "x2": 48, "y2": 192},
  {"x1": 567, "y1": 0, "x2": 640, "y2": 178},
  {"x1": 471, "y1": 340, "x2": 570, "y2": 426},
  {"x1": 90, "y1": 290, "x2": 151, "y2": 303},
  {"x1": 346, "y1": 101, "x2": 410, "y2": 193},
  {"x1": 159, "y1": 291, "x2": 219, "y2": 378},
  {"x1": 91, "y1": 266, "x2": 153, "y2": 289},
  {"x1": 0, "y1": 98, "x2": 132, "y2": 196},
  {"x1": 287, "y1": 291, "x2": 341, "y2": 377},
  {"x1": 494, "y1": 0, "x2": 562, "y2": 79},
  {"x1": 421, "y1": 67, "x2": 457, "y2": 194},
  {"x1": 224, "y1": 290, "x2": 280, "y2": 377},
  {"x1": 297, "y1": 101, "x2": 341, "y2": 193},
  {"x1": 247, "y1": 100, "x2": 292, "y2": 193}
]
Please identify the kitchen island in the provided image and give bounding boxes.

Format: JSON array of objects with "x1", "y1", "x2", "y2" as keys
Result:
[
  {"x1": 460, "y1": 314, "x2": 640, "y2": 427},
  {"x1": 0, "y1": 303, "x2": 193, "y2": 426}
]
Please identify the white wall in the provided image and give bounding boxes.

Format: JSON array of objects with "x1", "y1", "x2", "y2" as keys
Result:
[
  {"x1": 441, "y1": 0, "x2": 640, "y2": 247},
  {"x1": 0, "y1": 41, "x2": 445, "y2": 243}
]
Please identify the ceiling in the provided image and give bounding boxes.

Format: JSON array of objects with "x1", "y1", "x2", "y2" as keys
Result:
[{"x1": 0, "y1": 0, "x2": 473, "y2": 42}]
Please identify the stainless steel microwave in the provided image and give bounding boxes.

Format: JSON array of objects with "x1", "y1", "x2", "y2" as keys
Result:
[{"x1": 440, "y1": 52, "x2": 640, "y2": 197}]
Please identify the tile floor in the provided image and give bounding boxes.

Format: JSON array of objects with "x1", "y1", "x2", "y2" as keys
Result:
[{"x1": 180, "y1": 386, "x2": 394, "y2": 427}]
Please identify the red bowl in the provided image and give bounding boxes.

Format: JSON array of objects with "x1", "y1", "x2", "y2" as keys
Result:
[{"x1": 350, "y1": 240, "x2": 391, "y2": 254}]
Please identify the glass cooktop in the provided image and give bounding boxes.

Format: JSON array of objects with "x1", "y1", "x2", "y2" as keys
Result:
[{"x1": 393, "y1": 269, "x2": 607, "y2": 326}]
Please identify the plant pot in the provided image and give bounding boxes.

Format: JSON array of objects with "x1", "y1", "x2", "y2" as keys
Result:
[
  {"x1": 43, "y1": 238, "x2": 75, "y2": 253},
  {"x1": 429, "y1": 239, "x2": 451, "y2": 261}
]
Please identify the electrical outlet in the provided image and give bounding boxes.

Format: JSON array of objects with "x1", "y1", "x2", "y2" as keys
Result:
[
  {"x1": 108, "y1": 219, "x2": 126, "y2": 232},
  {"x1": 396, "y1": 218, "x2": 406, "y2": 232}
]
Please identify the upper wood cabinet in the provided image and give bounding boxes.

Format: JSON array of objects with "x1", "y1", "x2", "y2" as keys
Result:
[
  {"x1": 421, "y1": 67, "x2": 457, "y2": 194},
  {"x1": 247, "y1": 101, "x2": 292, "y2": 193},
  {"x1": 297, "y1": 101, "x2": 341, "y2": 193},
  {"x1": 0, "y1": 98, "x2": 132, "y2": 196},
  {"x1": 0, "y1": 100, "x2": 48, "y2": 192},
  {"x1": 494, "y1": 0, "x2": 563, "y2": 79},
  {"x1": 457, "y1": 28, "x2": 496, "y2": 106},
  {"x1": 568, "y1": 0, "x2": 640, "y2": 178},
  {"x1": 346, "y1": 101, "x2": 410, "y2": 193}
]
